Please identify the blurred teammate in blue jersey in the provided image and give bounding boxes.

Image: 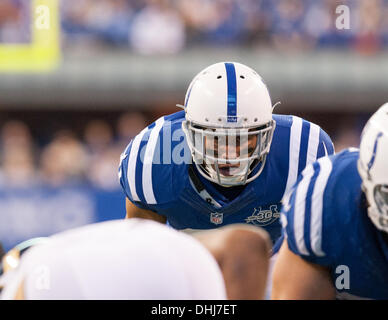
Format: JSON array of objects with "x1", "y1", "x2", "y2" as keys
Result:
[
  {"x1": 272, "y1": 103, "x2": 388, "y2": 300},
  {"x1": 118, "y1": 62, "x2": 334, "y2": 246}
]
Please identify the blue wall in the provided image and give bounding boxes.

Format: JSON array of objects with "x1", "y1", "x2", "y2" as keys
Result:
[{"x1": 0, "y1": 185, "x2": 125, "y2": 251}]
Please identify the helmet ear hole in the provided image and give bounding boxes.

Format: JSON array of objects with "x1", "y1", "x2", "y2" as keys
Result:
[
  {"x1": 217, "y1": 75, "x2": 222, "y2": 79},
  {"x1": 240, "y1": 75, "x2": 245, "y2": 79}
]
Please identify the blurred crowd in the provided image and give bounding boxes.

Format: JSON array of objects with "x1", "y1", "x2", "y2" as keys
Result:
[
  {"x1": 0, "y1": 110, "x2": 363, "y2": 190},
  {"x1": 0, "y1": 0, "x2": 373, "y2": 190},
  {"x1": 1, "y1": 0, "x2": 388, "y2": 54},
  {"x1": 0, "y1": 112, "x2": 148, "y2": 190}
]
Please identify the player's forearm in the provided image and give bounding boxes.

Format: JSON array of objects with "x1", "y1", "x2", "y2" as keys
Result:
[
  {"x1": 271, "y1": 242, "x2": 336, "y2": 300},
  {"x1": 195, "y1": 225, "x2": 271, "y2": 299},
  {"x1": 272, "y1": 283, "x2": 336, "y2": 300},
  {"x1": 125, "y1": 209, "x2": 167, "y2": 223},
  {"x1": 125, "y1": 199, "x2": 167, "y2": 223}
]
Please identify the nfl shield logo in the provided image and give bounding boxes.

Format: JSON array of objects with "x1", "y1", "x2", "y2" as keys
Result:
[{"x1": 210, "y1": 212, "x2": 223, "y2": 225}]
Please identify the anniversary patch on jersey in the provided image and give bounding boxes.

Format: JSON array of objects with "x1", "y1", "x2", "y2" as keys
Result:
[{"x1": 245, "y1": 205, "x2": 280, "y2": 226}]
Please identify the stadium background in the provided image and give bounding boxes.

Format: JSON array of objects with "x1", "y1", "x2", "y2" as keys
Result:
[{"x1": 0, "y1": 0, "x2": 387, "y2": 250}]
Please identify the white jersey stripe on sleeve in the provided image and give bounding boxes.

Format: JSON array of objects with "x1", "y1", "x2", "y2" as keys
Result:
[
  {"x1": 127, "y1": 127, "x2": 149, "y2": 202},
  {"x1": 142, "y1": 117, "x2": 165, "y2": 204},
  {"x1": 323, "y1": 141, "x2": 328, "y2": 156},
  {"x1": 306, "y1": 123, "x2": 320, "y2": 165},
  {"x1": 310, "y1": 157, "x2": 333, "y2": 257},
  {"x1": 293, "y1": 164, "x2": 315, "y2": 256},
  {"x1": 282, "y1": 116, "x2": 303, "y2": 200}
]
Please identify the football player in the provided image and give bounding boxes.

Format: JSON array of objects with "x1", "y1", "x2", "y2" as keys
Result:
[
  {"x1": 272, "y1": 103, "x2": 388, "y2": 300},
  {"x1": 0, "y1": 220, "x2": 271, "y2": 300},
  {"x1": 119, "y1": 62, "x2": 335, "y2": 245}
]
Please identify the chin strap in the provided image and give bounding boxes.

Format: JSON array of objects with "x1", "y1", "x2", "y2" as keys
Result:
[{"x1": 188, "y1": 165, "x2": 222, "y2": 208}]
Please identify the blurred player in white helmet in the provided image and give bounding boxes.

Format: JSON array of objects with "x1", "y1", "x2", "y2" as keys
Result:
[
  {"x1": 272, "y1": 103, "x2": 388, "y2": 299},
  {"x1": 0, "y1": 219, "x2": 270, "y2": 300}
]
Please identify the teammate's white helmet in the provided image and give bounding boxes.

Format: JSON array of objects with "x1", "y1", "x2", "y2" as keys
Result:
[
  {"x1": 358, "y1": 103, "x2": 388, "y2": 233},
  {"x1": 182, "y1": 62, "x2": 276, "y2": 187}
]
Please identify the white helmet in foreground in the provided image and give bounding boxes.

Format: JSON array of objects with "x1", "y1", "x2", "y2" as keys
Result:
[
  {"x1": 358, "y1": 103, "x2": 388, "y2": 233},
  {"x1": 182, "y1": 62, "x2": 276, "y2": 187}
]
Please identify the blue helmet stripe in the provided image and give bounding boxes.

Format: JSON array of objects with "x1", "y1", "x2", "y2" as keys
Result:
[
  {"x1": 367, "y1": 132, "x2": 383, "y2": 173},
  {"x1": 224, "y1": 63, "x2": 237, "y2": 122}
]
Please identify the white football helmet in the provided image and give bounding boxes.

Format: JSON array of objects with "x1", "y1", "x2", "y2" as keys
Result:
[
  {"x1": 181, "y1": 62, "x2": 276, "y2": 187},
  {"x1": 358, "y1": 103, "x2": 388, "y2": 233}
]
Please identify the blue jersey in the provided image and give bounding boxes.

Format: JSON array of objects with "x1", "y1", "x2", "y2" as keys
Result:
[
  {"x1": 119, "y1": 110, "x2": 334, "y2": 244},
  {"x1": 281, "y1": 149, "x2": 388, "y2": 299}
]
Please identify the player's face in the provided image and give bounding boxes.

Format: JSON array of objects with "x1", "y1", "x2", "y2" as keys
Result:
[{"x1": 204, "y1": 131, "x2": 258, "y2": 177}]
